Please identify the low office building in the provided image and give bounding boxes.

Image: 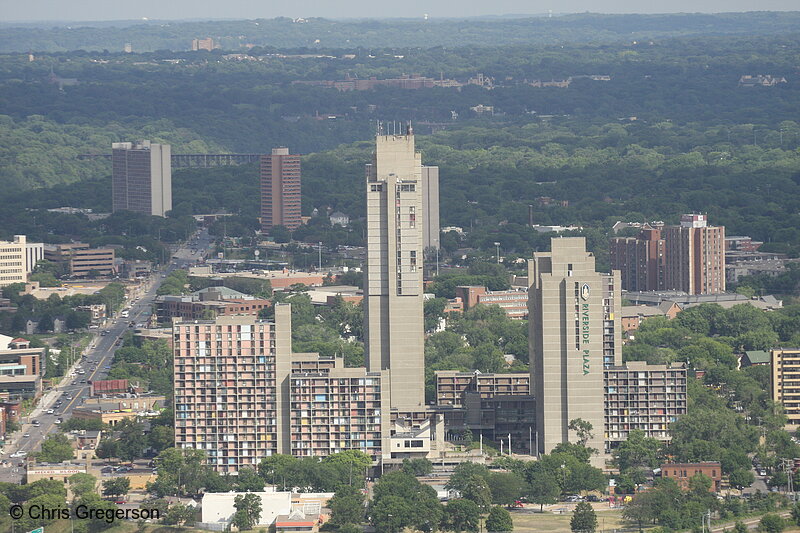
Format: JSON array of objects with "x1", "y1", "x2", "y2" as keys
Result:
[
  {"x1": 435, "y1": 371, "x2": 529, "y2": 407},
  {"x1": 604, "y1": 362, "x2": 688, "y2": 450},
  {"x1": 43, "y1": 243, "x2": 115, "y2": 277},
  {"x1": 453, "y1": 286, "x2": 529, "y2": 319},
  {"x1": 155, "y1": 286, "x2": 271, "y2": 321},
  {"x1": 620, "y1": 302, "x2": 682, "y2": 332},
  {"x1": 661, "y1": 462, "x2": 722, "y2": 492},
  {"x1": 70, "y1": 396, "x2": 165, "y2": 426},
  {"x1": 201, "y1": 491, "x2": 291, "y2": 529},
  {"x1": 771, "y1": 348, "x2": 800, "y2": 425},
  {"x1": 26, "y1": 462, "x2": 88, "y2": 485},
  {"x1": 0, "y1": 337, "x2": 45, "y2": 401}
]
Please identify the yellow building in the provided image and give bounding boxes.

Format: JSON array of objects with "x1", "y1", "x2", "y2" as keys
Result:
[
  {"x1": 0, "y1": 235, "x2": 27, "y2": 287},
  {"x1": 771, "y1": 348, "x2": 800, "y2": 425}
]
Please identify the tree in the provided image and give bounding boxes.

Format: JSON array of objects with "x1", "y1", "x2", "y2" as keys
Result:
[
  {"x1": 370, "y1": 494, "x2": 414, "y2": 533},
  {"x1": 446, "y1": 499, "x2": 481, "y2": 532},
  {"x1": 402, "y1": 458, "x2": 434, "y2": 477},
  {"x1": 102, "y1": 477, "x2": 130, "y2": 499},
  {"x1": 330, "y1": 484, "x2": 365, "y2": 527},
  {"x1": 526, "y1": 466, "x2": 560, "y2": 511},
  {"x1": 571, "y1": 502, "x2": 598, "y2": 533},
  {"x1": 486, "y1": 472, "x2": 526, "y2": 507},
  {"x1": 162, "y1": 503, "x2": 196, "y2": 526},
  {"x1": 446, "y1": 462, "x2": 489, "y2": 492},
  {"x1": 462, "y1": 474, "x2": 493, "y2": 512},
  {"x1": 38, "y1": 433, "x2": 74, "y2": 462},
  {"x1": 622, "y1": 491, "x2": 658, "y2": 533},
  {"x1": 760, "y1": 513, "x2": 786, "y2": 533},
  {"x1": 729, "y1": 469, "x2": 755, "y2": 490},
  {"x1": 791, "y1": 503, "x2": 800, "y2": 526},
  {"x1": 235, "y1": 467, "x2": 265, "y2": 492},
  {"x1": 612, "y1": 429, "x2": 662, "y2": 472},
  {"x1": 69, "y1": 473, "x2": 97, "y2": 498},
  {"x1": 486, "y1": 505, "x2": 514, "y2": 531},
  {"x1": 232, "y1": 493, "x2": 262, "y2": 531},
  {"x1": 569, "y1": 419, "x2": 594, "y2": 447}
]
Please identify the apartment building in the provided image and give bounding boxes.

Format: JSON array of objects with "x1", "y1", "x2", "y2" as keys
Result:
[
  {"x1": 112, "y1": 140, "x2": 172, "y2": 217},
  {"x1": 173, "y1": 308, "x2": 294, "y2": 472},
  {"x1": 604, "y1": 362, "x2": 688, "y2": 450},
  {"x1": 0, "y1": 235, "x2": 27, "y2": 287},
  {"x1": 261, "y1": 147, "x2": 302, "y2": 231},
  {"x1": 43, "y1": 243, "x2": 115, "y2": 277},
  {"x1": 610, "y1": 228, "x2": 665, "y2": 292},
  {"x1": 662, "y1": 214, "x2": 725, "y2": 295},
  {"x1": 289, "y1": 368, "x2": 387, "y2": 458},
  {"x1": 771, "y1": 348, "x2": 800, "y2": 425}
]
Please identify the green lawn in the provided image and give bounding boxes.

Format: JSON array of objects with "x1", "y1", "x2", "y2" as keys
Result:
[{"x1": 510, "y1": 508, "x2": 627, "y2": 533}]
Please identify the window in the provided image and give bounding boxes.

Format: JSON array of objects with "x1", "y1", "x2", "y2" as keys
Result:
[
  {"x1": 410, "y1": 250, "x2": 417, "y2": 272},
  {"x1": 400, "y1": 184, "x2": 415, "y2": 192},
  {"x1": 409, "y1": 206, "x2": 416, "y2": 228},
  {"x1": 370, "y1": 184, "x2": 383, "y2": 192}
]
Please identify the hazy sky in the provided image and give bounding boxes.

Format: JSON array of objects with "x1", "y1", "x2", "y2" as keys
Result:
[{"x1": 1, "y1": 0, "x2": 797, "y2": 22}]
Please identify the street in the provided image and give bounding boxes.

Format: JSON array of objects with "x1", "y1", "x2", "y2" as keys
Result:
[{"x1": 0, "y1": 228, "x2": 210, "y2": 483}]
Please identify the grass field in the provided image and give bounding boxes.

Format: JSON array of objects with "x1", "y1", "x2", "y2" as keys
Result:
[{"x1": 510, "y1": 507, "x2": 628, "y2": 533}]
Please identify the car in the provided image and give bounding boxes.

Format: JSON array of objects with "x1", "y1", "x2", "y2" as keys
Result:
[
  {"x1": 9, "y1": 451, "x2": 26, "y2": 458},
  {"x1": 22, "y1": 433, "x2": 30, "y2": 438},
  {"x1": 80, "y1": 380, "x2": 87, "y2": 384},
  {"x1": 54, "y1": 420, "x2": 62, "y2": 425},
  {"x1": 32, "y1": 420, "x2": 40, "y2": 426},
  {"x1": 100, "y1": 331, "x2": 108, "y2": 336},
  {"x1": 46, "y1": 409, "x2": 54, "y2": 414},
  {"x1": 564, "y1": 495, "x2": 583, "y2": 503}
]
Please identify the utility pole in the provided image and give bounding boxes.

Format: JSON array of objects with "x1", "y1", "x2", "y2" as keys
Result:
[{"x1": 318, "y1": 242, "x2": 322, "y2": 270}]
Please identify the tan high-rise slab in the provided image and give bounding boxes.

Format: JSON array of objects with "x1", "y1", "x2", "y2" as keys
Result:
[
  {"x1": 528, "y1": 237, "x2": 621, "y2": 463},
  {"x1": 364, "y1": 131, "x2": 426, "y2": 411}
]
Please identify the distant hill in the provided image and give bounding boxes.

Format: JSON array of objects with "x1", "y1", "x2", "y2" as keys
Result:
[{"x1": 2, "y1": 12, "x2": 800, "y2": 52}]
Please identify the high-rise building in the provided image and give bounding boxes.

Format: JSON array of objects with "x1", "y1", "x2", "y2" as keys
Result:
[
  {"x1": 112, "y1": 140, "x2": 172, "y2": 217},
  {"x1": 173, "y1": 306, "x2": 391, "y2": 471},
  {"x1": 422, "y1": 166, "x2": 440, "y2": 250},
  {"x1": 364, "y1": 130, "x2": 426, "y2": 411},
  {"x1": 260, "y1": 148, "x2": 302, "y2": 232},
  {"x1": 610, "y1": 228, "x2": 665, "y2": 292},
  {"x1": 173, "y1": 306, "x2": 294, "y2": 472},
  {"x1": 0, "y1": 236, "x2": 27, "y2": 287},
  {"x1": 528, "y1": 237, "x2": 621, "y2": 462},
  {"x1": 662, "y1": 214, "x2": 726, "y2": 295}
]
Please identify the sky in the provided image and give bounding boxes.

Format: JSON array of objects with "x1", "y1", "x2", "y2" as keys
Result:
[{"x1": 1, "y1": 0, "x2": 797, "y2": 22}]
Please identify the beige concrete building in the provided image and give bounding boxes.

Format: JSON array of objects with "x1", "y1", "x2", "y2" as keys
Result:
[
  {"x1": 25, "y1": 241, "x2": 43, "y2": 274},
  {"x1": 112, "y1": 140, "x2": 172, "y2": 217},
  {"x1": 771, "y1": 348, "x2": 800, "y2": 425},
  {"x1": 0, "y1": 235, "x2": 27, "y2": 287},
  {"x1": 422, "y1": 165, "x2": 440, "y2": 250},
  {"x1": 364, "y1": 130, "x2": 426, "y2": 411},
  {"x1": 528, "y1": 237, "x2": 621, "y2": 463}
]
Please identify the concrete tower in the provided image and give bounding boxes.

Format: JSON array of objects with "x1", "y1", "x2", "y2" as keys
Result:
[
  {"x1": 364, "y1": 129, "x2": 426, "y2": 411},
  {"x1": 112, "y1": 140, "x2": 172, "y2": 217},
  {"x1": 528, "y1": 237, "x2": 621, "y2": 464}
]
